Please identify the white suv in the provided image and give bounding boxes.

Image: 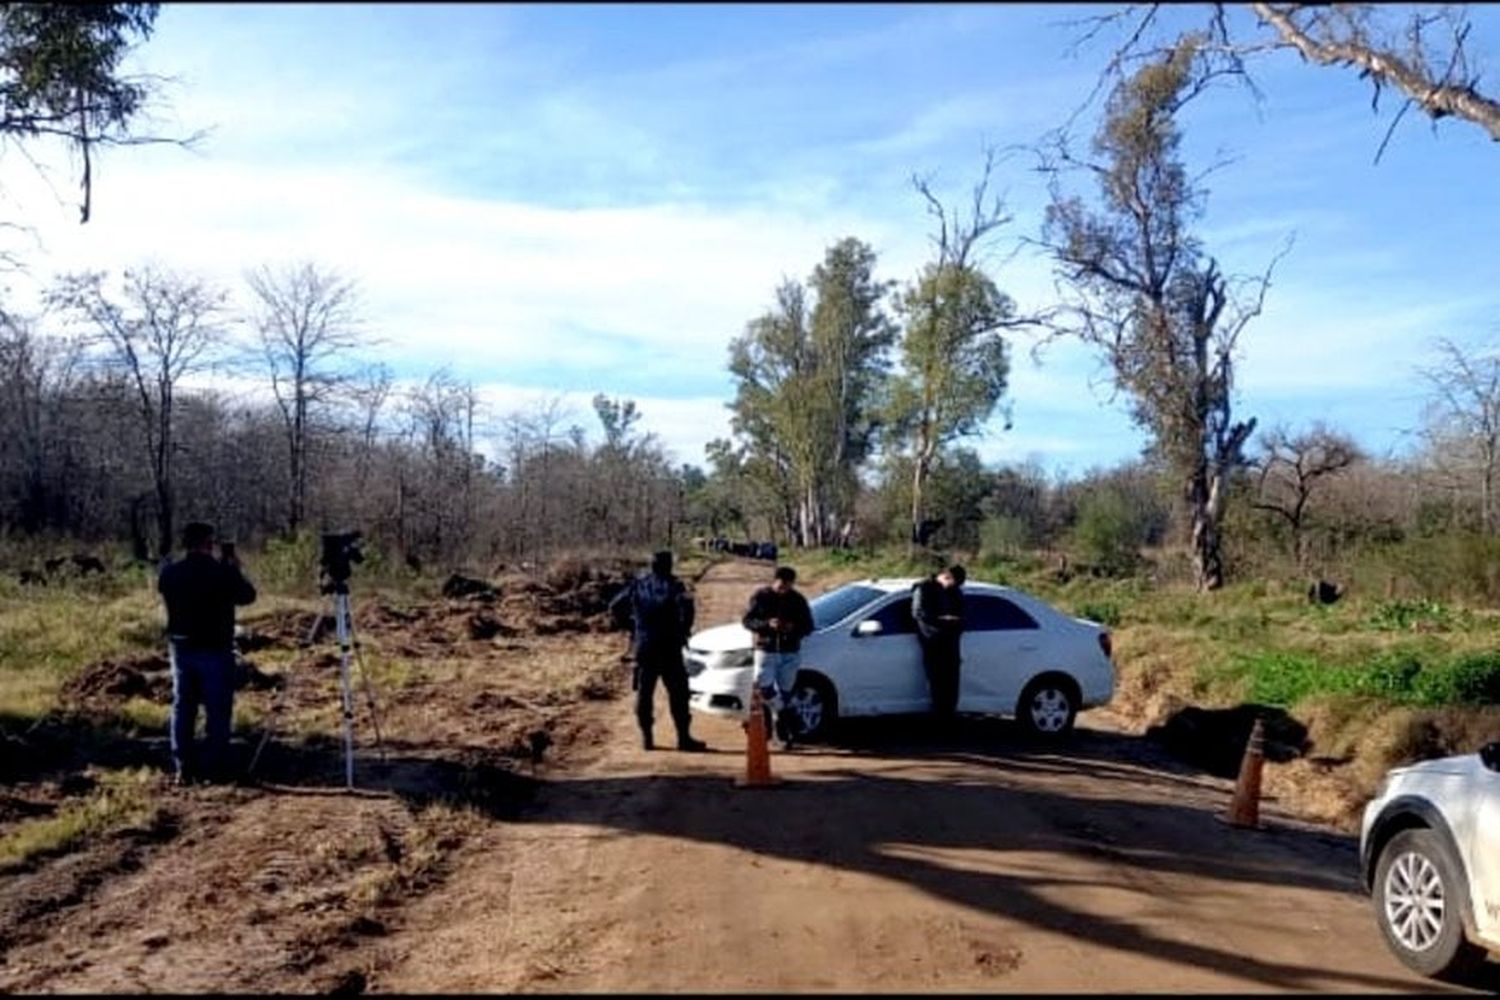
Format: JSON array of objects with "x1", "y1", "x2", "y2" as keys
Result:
[{"x1": 1359, "y1": 742, "x2": 1500, "y2": 982}]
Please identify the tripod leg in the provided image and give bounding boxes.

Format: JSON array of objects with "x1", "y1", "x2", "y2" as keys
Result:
[
  {"x1": 247, "y1": 652, "x2": 300, "y2": 779},
  {"x1": 349, "y1": 621, "x2": 388, "y2": 765},
  {"x1": 336, "y1": 593, "x2": 356, "y2": 790}
]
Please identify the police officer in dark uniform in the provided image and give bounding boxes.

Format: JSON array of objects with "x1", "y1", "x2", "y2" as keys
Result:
[
  {"x1": 912, "y1": 564, "x2": 966, "y2": 719},
  {"x1": 608, "y1": 550, "x2": 708, "y2": 752}
]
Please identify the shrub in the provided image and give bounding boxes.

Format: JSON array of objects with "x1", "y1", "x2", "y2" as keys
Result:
[
  {"x1": 1072, "y1": 600, "x2": 1122, "y2": 627},
  {"x1": 1414, "y1": 652, "x2": 1500, "y2": 707},
  {"x1": 979, "y1": 514, "x2": 1031, "y2": 560},
  {"x1": 1368, "y1": 599, "x2": 1467, "y2": 633},
  {"x1": 1069, "y1": 489, "x2": 1148, "y2": 577}
]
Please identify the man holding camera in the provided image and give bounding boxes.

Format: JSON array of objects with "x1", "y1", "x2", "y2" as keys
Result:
[{"x1": 158, "y1": 522, "x2": 257, "y2": 784}]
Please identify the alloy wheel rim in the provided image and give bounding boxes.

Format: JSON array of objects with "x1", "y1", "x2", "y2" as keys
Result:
[
  {"x1": 1384, "y1": 851, "x2": 1446, "y2": 952},
  {"x1": 1031, "y1": 688, "x2": 1071, "y2": 732},
  {"x1": 790, "y1": 687, "x2": 824, "y2": 732}
]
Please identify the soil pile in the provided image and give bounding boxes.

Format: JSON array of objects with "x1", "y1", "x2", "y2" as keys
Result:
[
  {"x1": 1145, "y1": 704, "x2": 1309, "y2": 778},
  {"x1": 61, "y1": 655, "x2": 172, "y2": 706}
]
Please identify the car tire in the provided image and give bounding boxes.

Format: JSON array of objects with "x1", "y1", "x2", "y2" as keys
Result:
[
  {"x1": 1372, "y1": 828, "x2": 1488, "y2": 982},
  {"x1": 786, "y1": 673, "x2": 837, "y2": 742},
  {"x1": 1016, "y1": 675, "x2": 1078, "y2": 739}
]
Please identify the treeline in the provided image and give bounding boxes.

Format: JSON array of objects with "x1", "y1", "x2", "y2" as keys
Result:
[{"x1": 0, "y1": 264, "x2": 690, "y2": 570}]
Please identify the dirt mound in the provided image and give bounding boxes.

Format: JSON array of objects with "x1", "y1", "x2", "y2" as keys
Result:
[
  {"x1": 467, "y1": 608, "x2": 517, "y2": 641},
  {"x1": 239, "y1": 610, "x2": 324, "y2": 651},
  {"x1": 62, "y1": 653, "x2": 282, "y2": 710},
  {"x1": 62, "y1": 654, "x2": 172, "y2": 705},
  {"x1": 1146, "y1": 703, "x2": 1309, "y2": 778},
  {"x1": 441, "y1": 574, "x2": 498, "y2": 602}
]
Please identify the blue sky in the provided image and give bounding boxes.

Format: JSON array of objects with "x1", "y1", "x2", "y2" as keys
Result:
[{"x1": 5, "y1": 3, "x2": 1498, "y2": 475}]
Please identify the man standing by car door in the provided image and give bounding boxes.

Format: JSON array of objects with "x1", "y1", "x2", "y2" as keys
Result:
[
  {"x1": 742, "y1": 565, "x2": 815, "y2": 748},
  {"x1": 913, "y1": 564, "x2": 966, "y2": 720}
]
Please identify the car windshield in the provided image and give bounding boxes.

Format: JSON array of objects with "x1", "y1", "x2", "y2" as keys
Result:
[{"x1": 808, "y1": 584, "x2": 884, "y2": 630}]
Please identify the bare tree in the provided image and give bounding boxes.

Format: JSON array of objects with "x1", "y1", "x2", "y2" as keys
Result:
[
  {"x1": 1072, "y1": 4, "x2": 1499, "y2": 162},
  {"x1": 1418, "y1": 336, "x2": 1500, "y2": 533},
  {"x1": 51, "y1": 266, "x2": 227, "y2": 556},
  {"x1": 1039, "y1": 41, "x2": 1284, "y2": 591},
  {"x1": 244, "y1": 262, "x2": 364, "y2": 536},
  {"x1": 1251, "y1": 423, "x2": 1363, "y2": 567}
]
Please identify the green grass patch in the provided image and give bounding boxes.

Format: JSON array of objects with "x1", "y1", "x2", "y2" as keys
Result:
[
  {"x1": 1211, "y1": 648, "x2": 1500, "y2": 709},
  {"x1": 0, "y1": 767, "x2": 164, "y2": 872}
]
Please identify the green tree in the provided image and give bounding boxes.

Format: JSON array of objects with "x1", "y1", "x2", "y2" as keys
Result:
[
  {"x1": 0, "y1": 3, "x2": 170, "y2": 223},
  {"x1": 727, "y1": 238, "x2": 896, "y2": 548},
  {"x1": 1041, "y1": 41, "x2": 1279, "y2": 591},
  {"x1": 808, "y1": 237, "x2": 897, "y2": 544},
  {"x1": 888, "y1": 153, "x2": 1014, "y2": 549}
]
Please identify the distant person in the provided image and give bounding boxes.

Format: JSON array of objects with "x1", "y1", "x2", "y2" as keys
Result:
[
  {"x1": 912, "y1": 564, "x2": 966, "y2": 720},
  {"x1": 741, "y1": 565, "x2": 815, "y2": 749},
  {"x1": 608, "y1": 550, "x2": 707, "y2": 753},
  {"x1": 157, "y1": 522, "x2": 257, "y2": 784}
]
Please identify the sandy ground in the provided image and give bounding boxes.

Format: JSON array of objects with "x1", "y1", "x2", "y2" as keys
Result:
[
  {"x1": 2, "y1": 559, "x2": 1493, "y2": 993},
  {"x1": 374, "y1": 561, "x2": 1491, "y2": 994}
]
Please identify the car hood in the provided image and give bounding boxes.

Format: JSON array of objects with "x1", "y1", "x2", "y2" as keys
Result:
[
  {"x1": 1388, "y1": 753, "x2": 1482, "y2": 781},
  {"x1": 688, "y1": 622, "x2": 754, "y2": 653}
]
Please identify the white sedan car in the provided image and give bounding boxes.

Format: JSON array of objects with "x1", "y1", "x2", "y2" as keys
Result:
[
  {"x1": 1360, "y1": 742, "x2": 1500, "y2": 983},
  {"x1": 685, "y1": 578, "x2": 1115, "y2": 740}
]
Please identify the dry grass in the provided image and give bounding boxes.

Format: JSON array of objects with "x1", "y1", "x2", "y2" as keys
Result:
[{"x1": 0, "y1": 767, "x2": 165, "y2": 872}]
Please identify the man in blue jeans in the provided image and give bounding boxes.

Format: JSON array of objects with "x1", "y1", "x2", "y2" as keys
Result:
[
  {"x1": 158, "y1": 522, "x2": 257, "y2": 784},
  {"x1": 742, "y1": 565, "x2": 815, "y2": 749}
]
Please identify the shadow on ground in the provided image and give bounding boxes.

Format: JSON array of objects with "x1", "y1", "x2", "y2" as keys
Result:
[{"x1": 496, "y1": 714, "x2": 1496, "y2": 994}]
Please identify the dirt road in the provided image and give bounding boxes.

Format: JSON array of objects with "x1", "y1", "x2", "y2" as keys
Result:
[{"x1": 374, "y1": 560, "x2": 1484, "y2": 994}]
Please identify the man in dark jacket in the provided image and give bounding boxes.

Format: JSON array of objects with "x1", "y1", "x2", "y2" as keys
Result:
[
  {"x1": 912, "y1": 564, "x2": 966, "y2": 719},
  {"x1": 157, "y1": 522, "x2": 257, "y2": 784},
  {"x1": 741, "y1": 565, "x2": 815, "y2": 748},
  {"x1": 608, "y1": 550, "x2": 707, "y2": 752}
]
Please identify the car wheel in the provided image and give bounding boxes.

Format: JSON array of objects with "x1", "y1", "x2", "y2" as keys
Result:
[
  {"x1": 1373, "y1": 828, "x2": 1488, "y2": 982},
  {"x1": 1016, "y1": 675, "x2": 1078, "y2": 738},
  {"x1": 786, "y1": 674, "x2": 836, "y2": 742}
]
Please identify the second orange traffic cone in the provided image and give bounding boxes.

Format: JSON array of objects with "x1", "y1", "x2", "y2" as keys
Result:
[
  {"x1": 735, "y1": 685, "x2": 781, "y2": 789},
  {"x1": 1223, "y1": 716, "x2": 1266, "y2": 828}
]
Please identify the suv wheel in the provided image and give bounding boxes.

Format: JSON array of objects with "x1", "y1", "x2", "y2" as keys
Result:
[{"x1": 1373, "y1": 828, "x2": 1488, "y2": 981}]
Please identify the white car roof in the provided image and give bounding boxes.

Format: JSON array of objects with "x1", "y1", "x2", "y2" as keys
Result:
[{"x1": 856, "y1": 578, "x2": 1020, "y2": 597}]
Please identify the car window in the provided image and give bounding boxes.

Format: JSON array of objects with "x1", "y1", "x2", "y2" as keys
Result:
[
  {"x1": 808, "y1": 584, "x2": 883, "y2": 630},
  {"x1": 964, "y1": 594, "x2": 1039, "y2": 631},
  {"x1": 864, "y1": 596, "x2": 917, "y2": 635}
]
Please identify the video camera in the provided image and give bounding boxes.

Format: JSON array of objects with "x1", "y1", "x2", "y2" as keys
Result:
[{"x1": 319, "y1": 530, "x2": 364, "y2": 594}]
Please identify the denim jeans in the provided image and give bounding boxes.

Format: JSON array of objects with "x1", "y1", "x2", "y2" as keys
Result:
[
  {"x1": 753, "y1": 649, "x2": 801, "y2": 710},
  {"x1": 169, "y1": 643, "x2": 235, "y2": 780}
]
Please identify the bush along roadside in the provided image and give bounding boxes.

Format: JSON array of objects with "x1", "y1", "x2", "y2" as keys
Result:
[{"x1": 1213, "y1": 648, "x2": 1500, "y2": 710}]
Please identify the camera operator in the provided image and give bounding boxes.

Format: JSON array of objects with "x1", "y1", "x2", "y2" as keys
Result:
[{"x1": 158, "y1": 522, "x2": 257, "y2": 785}]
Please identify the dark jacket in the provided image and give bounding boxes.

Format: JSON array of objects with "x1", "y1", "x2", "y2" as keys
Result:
[
  {"x1": 158, "y1": 552, "x2": 257, "y2": 651},
  {"x1": 912, "y1": 576, "x2": 963, "y2": 643},
  {"x1": 742, "y1": 586, "x2": 815, "y2": 653},
  {"x1": 609, "y1": 570, "x2": 695, "y2": 654}
]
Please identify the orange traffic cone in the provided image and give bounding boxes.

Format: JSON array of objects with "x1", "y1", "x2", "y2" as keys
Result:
[
  {"x1": 735, "y1": 685, "x2": 782, "y2": 789},
  {"x1": 1222, "y1": 716, "x2": 1266, "y2": 828}
]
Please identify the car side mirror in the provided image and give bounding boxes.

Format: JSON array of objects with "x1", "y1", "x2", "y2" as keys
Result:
[
  {"x1": 853, "y1": 619, "x2": 883, "y2": 638},
  {"x1": 1482, "y1": 742, "x2": 1500, "y2": 773}
]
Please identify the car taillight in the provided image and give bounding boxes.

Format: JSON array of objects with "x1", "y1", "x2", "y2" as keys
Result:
[{"x1": 1098, "y1": 632, "x2": 1113, "y2": 659}]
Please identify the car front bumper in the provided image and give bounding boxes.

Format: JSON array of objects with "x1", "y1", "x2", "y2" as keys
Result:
[{"x1": 688, "y1": 665, "x2": 754, "y2": 719}]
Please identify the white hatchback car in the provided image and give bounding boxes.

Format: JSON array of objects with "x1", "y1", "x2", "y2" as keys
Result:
[
  {"x1": 1360, "y1": 742, "x2": 1500, "y2": 983},
  {"x1": 685, "y1": 578, "x2": 1115, "y2": 740}
]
